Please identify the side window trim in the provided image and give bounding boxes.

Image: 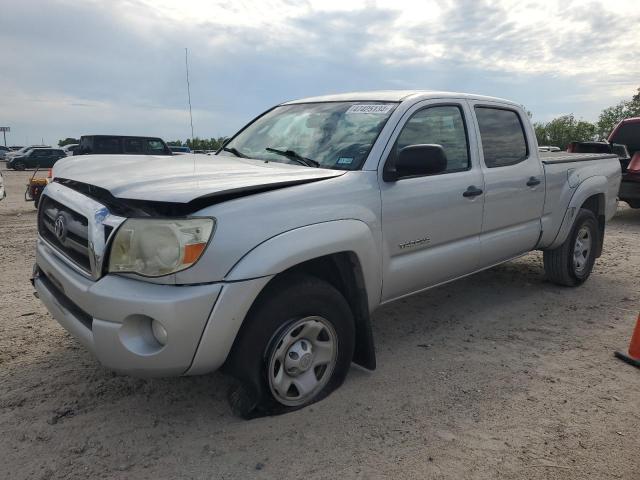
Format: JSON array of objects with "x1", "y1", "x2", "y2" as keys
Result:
[
  {"x1": 384, "y1": 102, "x2": 472, "y2": 179},
  {"x1": 474, "y1": 104, "x2": 530, "y2": 168}
]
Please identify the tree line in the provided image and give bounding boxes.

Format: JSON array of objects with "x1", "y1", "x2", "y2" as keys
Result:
[
  {"x1": 533, "y1": 87, "x2": 640, "y2": 149},
  {"x1": 166, "y1": 136, "x2": 229, "y2": 151}
]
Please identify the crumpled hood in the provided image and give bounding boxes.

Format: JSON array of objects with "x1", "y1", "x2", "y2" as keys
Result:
[{"x1": 53, "y1": 154, "x2": 345, "y2": 203}]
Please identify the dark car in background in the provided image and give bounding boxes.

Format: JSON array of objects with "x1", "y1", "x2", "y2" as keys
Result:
[
  {"x1": 7, "y1": 148, "x2": 66, "y2": 170},
  {"x1": 77, "y1": 135, "x2": 172, "y2": 156}
]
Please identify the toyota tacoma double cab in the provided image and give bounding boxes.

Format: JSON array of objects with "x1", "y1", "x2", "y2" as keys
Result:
[{"x1": 33, "y1": 91, "x2": 621, "y2": 417}]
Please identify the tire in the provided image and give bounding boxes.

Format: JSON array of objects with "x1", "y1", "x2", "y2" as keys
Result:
[
  {"x1": 543, "y1": 208, "x2": 599, "y2": 286},
  {"x1": 12, "y1": 161, "x2": 25, "y2": 171},
  {"x1": 224, "y1": 273, "x2": 355, "y2": 418}
]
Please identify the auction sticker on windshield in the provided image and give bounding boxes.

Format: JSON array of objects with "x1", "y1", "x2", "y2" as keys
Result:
[{"x1": 346, "y1": 104, "x2": 394, "y2": 114}]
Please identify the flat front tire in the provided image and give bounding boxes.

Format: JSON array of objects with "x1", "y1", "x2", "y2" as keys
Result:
[
  {"x1": 224, "y1": 273, "x2": 355, "y2": 418},
  {"x1": 543, "y1": 208, "x2": 599, "y2": 286}
]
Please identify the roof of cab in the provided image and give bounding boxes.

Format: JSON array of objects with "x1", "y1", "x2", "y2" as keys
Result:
[{"x1": 282, "y1": 90, "x2": 520, "y2": 106}]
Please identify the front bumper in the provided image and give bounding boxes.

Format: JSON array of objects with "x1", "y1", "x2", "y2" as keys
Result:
[{"x1": 34, "y1": 237, "x2": 271, "y2": 377}]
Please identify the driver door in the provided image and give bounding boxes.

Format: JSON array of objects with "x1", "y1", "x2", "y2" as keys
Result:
[{"x1": 380, "y1": 101, "x2": 485, "y2": 302}]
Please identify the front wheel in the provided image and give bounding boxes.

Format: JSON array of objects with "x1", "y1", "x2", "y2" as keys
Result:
[
  {"x1": 224, "y1": 273, "x2": 355, "y2": 418},
  {"x1": 12, "y1": 161, "x2": 26, "y2": 171},
  {"x1": 543, "y1": 208, "x2": 599, "y2": 286}
]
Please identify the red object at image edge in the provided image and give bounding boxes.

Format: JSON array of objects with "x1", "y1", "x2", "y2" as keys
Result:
[{"x1": 615, "y1": 314, "x2": 640, "y2": 368}]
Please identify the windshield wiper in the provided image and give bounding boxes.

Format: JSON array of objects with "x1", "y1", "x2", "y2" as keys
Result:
[
  {"x1": 222, "y1": 146, "x2": 248, "y2": 158},
  {"x1": 265, "y1": 147, "x2": 320, "y2": 168}
]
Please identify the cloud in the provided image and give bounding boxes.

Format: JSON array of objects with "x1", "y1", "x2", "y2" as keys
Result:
[{"x1": 0, "y1": 0, "x2": 638, "y2": 145}]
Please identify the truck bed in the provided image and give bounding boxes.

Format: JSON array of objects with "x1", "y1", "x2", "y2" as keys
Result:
[{"x1": 539, "y1": 151, "x2": 618, "y2": 164}]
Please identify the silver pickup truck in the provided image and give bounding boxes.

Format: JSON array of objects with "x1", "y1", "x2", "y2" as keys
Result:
[{"x1": 34, "y1": 91, "x2": 621, "y2": 417}]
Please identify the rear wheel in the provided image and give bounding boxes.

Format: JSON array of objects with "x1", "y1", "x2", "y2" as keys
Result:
[
  {"x1": 543, "y1": 208, "x2": 599, "y2": 286},
  {"x1": 224, "y1": 273, "x2": 355, "y2": 418}
]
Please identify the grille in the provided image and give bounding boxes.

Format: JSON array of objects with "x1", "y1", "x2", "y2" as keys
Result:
[{"x1": 38, "y1": 195, "x2": 92, "y2": 272}]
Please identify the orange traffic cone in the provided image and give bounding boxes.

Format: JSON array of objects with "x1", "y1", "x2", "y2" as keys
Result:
[{"x1": 615, "y1": 314, "x2": 640, "y2": 368}]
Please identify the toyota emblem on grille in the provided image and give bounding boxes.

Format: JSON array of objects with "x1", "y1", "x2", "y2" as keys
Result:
[{"x1": 54, "y1": 214, "x2": 67, "y2": 241}]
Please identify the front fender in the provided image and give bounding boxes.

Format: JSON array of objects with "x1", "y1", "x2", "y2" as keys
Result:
[
  {"x1": 547, "y1": 175, "x2": 608, "y2": 250},
  {"x1": 225, "y1": 219, "x2": 382, "y2": 312}
]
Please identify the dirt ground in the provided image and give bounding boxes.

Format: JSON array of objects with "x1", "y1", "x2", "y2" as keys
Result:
[{"x1": 0, "y1": 167, "x2": 639, "y2": 480}]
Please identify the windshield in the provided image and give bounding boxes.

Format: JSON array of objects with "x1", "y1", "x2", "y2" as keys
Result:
[{"x1": 220, "y1": 102, "x2": 397, "y2": 170}]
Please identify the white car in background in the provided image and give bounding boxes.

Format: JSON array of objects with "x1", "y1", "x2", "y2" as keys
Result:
[{"x1": 61, "y1": 144, "x2": 80, "y2": 156}]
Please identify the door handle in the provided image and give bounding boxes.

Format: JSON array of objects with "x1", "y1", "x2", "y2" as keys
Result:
[
  {"x1": 463, "y1": 185, "x2": 483, "y2": 198},
  {"x1": 526, "y1": 176, "x2": 541, "y2": 187}
]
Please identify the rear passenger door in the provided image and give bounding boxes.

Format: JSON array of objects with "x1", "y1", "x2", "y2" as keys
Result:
[
  {"x1": 124, "y1": 137, "x2": 144, "y2": 154},
  {"x1": 51, "y1": 150, "x2": 66, "y2": 166},
  {"x1": 41, "y1": 150, "x2": 57, "y2": 167},
  {"x1": 29, "y1": 149, "x2": 49, "y2": 168},
  {"x1": 470, "y1": 102, "x2": 545, "y2": 266},
  {"x1": 380, "y1": 101, "x2": 485, "y2": 301}
]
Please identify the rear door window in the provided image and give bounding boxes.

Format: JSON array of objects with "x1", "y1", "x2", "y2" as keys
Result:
[
  {"x1": 124, "y1": 138, "x2": 144, "y2": 154},
  {"x1": 475, "y1": 107, "x2": 528, "y2": 168},
  {"x1": 94, "y1": 137, "x2": 121, "y2": 154}
]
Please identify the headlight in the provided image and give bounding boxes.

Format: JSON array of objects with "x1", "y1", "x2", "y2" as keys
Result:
[{"x1": 108, "y1": 218, "x2": 215, "y2": 277}]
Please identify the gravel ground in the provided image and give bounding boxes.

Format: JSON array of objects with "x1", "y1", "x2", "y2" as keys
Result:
[{"x1": 1, "y1": 168, "x2": 639, "y2": 480}]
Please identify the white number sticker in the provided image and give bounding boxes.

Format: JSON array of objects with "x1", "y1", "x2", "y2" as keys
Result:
[{"x1": 345, "y1": 104, "x2": 394, "y2": 114}]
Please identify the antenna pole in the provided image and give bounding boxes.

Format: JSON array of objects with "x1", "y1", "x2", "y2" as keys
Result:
[{"x1": 185, "y1": 47, "x2": 195, "y2": 143}]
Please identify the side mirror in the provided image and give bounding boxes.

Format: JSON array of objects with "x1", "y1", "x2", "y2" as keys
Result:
[{"x1": 384, "y1": 144, "x2": 448, "y2": 181}]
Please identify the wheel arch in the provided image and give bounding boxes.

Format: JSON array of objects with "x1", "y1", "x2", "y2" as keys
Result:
[
  {"x1": 225, "y1": 220, "x2": 381, "y2": 370},
  {"x1": 546, "y1": 176, "x2": 608, "y2": 253},
  {"x1": 275, "y1": 252, "x2": 376, "y2": 370}
]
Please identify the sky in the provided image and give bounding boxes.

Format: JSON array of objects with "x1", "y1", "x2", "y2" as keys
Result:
[{"x1": 0, "y1": 0, "x2": 639, "y2": 146}]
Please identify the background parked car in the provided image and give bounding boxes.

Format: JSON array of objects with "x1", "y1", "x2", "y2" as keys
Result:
[
  {"x1": 5, "y1": 145, "x2": 50, "y2": 160},
  {"x1": 538, "y1": 145, "x2": 560, "y2": 152},
  {"x1": 169, "y1": 145, "x2": 192, "y2": 154},
  {"x1": 7, "y1": 148, "x2": 66, "y2": 170},
  {"x1": 77, "y1": 135, "x2": 172, "y2": 155},
  {"x1": 9, "y1": 146, "x2": 23, "y2": 151},
  {"x1": 0, "y1": 146, "x2": 10, "y2": 160},
  {"x1": 0, "y1": 171, "x2": 5, "y2": 201},
  {"x1": 61, "y1": 144, "x2": 80, "y2": 156}
]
